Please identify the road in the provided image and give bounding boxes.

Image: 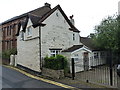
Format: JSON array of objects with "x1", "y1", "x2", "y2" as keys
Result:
[{"x1": 1, "y1": 66, "x2": 68, "y2": 89}]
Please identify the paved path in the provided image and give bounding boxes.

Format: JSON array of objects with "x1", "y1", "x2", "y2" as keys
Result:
[{"x1": 1, "y1": 66, "x2": 69, "y2": 89}]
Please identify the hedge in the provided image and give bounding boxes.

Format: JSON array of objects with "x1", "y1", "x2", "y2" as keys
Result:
[{"x1": 44, "y1": 55, "x2": 68, "y2": 70}]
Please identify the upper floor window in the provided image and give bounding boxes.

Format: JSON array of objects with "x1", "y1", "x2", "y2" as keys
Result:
[
  {"x1": 73, "y1": 34, "x2": 75, "y2": 41},
  {"x1": 27, "y1": 26, "x2": 32, "y2": 37}
]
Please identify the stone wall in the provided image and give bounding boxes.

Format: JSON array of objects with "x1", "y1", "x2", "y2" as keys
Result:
[{"x1": 42, "y1": 68, "x2": 64, "y2": 79}]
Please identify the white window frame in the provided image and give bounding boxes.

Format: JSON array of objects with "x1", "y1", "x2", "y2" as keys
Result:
[
  {"x1": 20, "y1": 31, "x2": 24, "y2": 40},
  {"x1": 50, "y1": 49, "x2": 61, "y2": 57},
  {"x1": 27, "y1": 26, "x2": 32, "y2": 37}
]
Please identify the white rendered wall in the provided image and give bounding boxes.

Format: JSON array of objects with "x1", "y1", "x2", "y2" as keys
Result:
[
  {"x1": 41, "y1": 9, "x2": 81, "y2": 58},
  {"x1": 17, "y1": 19, "x2": 41, "y2": 72}
]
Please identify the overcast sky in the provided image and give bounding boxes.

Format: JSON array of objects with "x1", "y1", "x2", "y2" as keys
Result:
[{"x1": 0, "y1": 0, "x2": 119, "y2": 37}]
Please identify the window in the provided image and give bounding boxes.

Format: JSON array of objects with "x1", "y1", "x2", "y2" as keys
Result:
[
  {"x1": 74, "y1": 58, "x2": 79, "y2": 62},
  {"x1": 74, "y1": 54, "x2": 79, "y2": 62},
  {"x1": 27, "y1": 26, "x2": 32, "y2": 36},
  {"x1": 94, "y1": 52, "x2": 99, "y2": 59},
  {"x1": 56, "y1": 12, "x2": 59, "y2": 17},
  {"x1": 73, "y1": 34, "x2": 75, "y2": 41},
  {"x1": 7, "y1": 26, "x2": 9, "y2": 36},
  {"x1": 9, "y1": 26, "x2": 12, "y2": 35},
  {"x1": 50, "y1": 49, "x2": 62, "y2": 57},
  {"x1": 20, "y1": 31, "x2": 24, "y2": 40}
]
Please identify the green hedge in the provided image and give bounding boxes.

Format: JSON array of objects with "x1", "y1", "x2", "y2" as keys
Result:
[{"x1": 44, "y1": 55, "x2": 68, "y2": 70}]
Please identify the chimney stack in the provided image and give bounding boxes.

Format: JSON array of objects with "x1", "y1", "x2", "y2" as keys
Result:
[
  {"x1": 70, "y1": 15, "x2": 75, "y2": 25},
  {"x1": 44, "y1": 3, "x2": 51, "y2": 8}
]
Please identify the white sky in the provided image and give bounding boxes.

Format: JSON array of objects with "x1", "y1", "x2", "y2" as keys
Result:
[{"x1": 0, "y1": 0, "x2": 119, "y2": 37}]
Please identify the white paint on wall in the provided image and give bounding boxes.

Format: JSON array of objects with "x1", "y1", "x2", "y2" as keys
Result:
[
  {"x1": 41, "y1": 9, "x2": 81, "y2": 58},
  {"x1": 17, "y1": 9, "x2": 82, "y2": 72},
  {"x1": 17, "y1": 18, "x2": 40, "y2": 72}
]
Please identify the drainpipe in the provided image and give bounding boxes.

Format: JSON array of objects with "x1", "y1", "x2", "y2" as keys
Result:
[
  {"x1": 39, "y1": 26, "x2": 42, "y2": 70},
  {"x1": 38, "y1": 23, "x2": 46, "y2": 71}
]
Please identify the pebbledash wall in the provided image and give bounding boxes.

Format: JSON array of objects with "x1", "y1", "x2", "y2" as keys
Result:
[{"x1": 17, "y1": 9, "x2": 81, "y2": 72}]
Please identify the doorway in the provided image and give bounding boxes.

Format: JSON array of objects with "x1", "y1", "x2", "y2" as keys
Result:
[{"x1": 83, "y1": 52, "x2": 89, "y2": 71}]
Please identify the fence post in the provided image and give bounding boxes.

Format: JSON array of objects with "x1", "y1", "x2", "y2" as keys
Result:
[
  {"x1": 71, "y1": 58, "x2": 75, "y2": 80},
  {"x1": 109, "y1": 51, "x2": 113, "y2": 86}
]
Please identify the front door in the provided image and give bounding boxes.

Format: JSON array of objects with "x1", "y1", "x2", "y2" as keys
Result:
[{"x1": 83, "y1": 52, "x2": 89, "y2": 71}]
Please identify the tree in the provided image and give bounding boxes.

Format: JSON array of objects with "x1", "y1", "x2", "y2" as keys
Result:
[{"x1": 93, "y1": 15, "x2": 119, "y2": 53}]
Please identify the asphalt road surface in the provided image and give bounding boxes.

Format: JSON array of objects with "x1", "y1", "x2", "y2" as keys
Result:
[{"x1": 1, "y1": 66, "x2": 68, "y2": 89}]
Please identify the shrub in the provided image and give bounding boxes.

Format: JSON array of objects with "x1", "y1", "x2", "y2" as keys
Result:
[
  {"x1": 2, "y1": 48, "x2": 17, "y2": 59},
  {"x1": 44, "y1": 55, "x2": 68, "y2": 70}
]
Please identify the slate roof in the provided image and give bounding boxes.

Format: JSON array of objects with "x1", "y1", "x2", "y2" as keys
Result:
[
  {"x1": 1, "y1": 3, "x2": 80, "y2": 36},
  {"x1": 1, "y1": 5, "x2": 51, "y2": 25},
  {"x1": 15, "y1": 4, "x2": 80, "y2": 36},
  {"x1": 62, "y1": 45, "x2": 83, "y2": 52},
  {"x1": 38, "y1": 5, "x2": 80, "y2": 32},
  {"x1": 80, "y1": 37, "x2": 100, "y2": 51}
]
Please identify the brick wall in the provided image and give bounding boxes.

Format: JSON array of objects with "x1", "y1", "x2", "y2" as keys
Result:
[{"x1": 2, "y1": 18, "x2": 25, "y2": 51}]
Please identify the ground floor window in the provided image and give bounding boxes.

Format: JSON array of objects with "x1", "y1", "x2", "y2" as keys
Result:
[{"x1": 49, "y1": 49, "x2": 62, "y2": 57}]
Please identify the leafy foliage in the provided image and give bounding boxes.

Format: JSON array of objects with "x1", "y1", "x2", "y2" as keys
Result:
[
  {"x1": 93, "y1": 15, "x2": 119, "y2": 53},
  {"x1": 2, "y1": 48, "x2": 17, "y2": 59},
  {"x1": 44, "y1": 55, "x2": 68, "y2": 70}
]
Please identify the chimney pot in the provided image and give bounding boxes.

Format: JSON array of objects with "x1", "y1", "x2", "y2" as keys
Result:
[
  {"x1": 44, "y1": 3, "x2": 51, "y2": 8},
  {"x1": 70, "y1": 15, "x2": 75, "y2": 25}
]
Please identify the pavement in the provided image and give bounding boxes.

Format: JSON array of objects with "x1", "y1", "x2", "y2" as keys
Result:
[{"x1": 2, "y1": 65, "x2": 119, "y2": 90}]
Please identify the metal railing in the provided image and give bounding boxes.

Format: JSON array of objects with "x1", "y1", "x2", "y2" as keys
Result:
[{"x1": 70, "y1": 54, "x2": 120, "y2": 88}]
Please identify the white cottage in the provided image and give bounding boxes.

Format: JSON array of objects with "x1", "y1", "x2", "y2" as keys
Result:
[{"x1": 16, "y1": 4, "x2": 106, "y2": 73}]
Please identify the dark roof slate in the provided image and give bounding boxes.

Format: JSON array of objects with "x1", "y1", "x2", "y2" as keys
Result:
[
  {"x1": 62, "y1": 45, "x2": 83, "y2": 52},
  {"x1": 80, "y1": 37, "x2": 100, "y2": 51},
  {"x1": 16, "y1": 4, "x2": 80, "y2": 36},
  {"x1": 1, "y1": 6, "x2": 51, "y2": 25}
]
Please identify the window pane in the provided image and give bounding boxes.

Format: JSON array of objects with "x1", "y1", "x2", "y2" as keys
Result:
[
  {"x1": 94, "y1": 52, "x2": 99, "y2": 59},
  {"x1": 27, "y1": 26, "x2": 32, "y2": 36},
  {"x1": 51, "y1": 50, "x2": 55, "y2": 53},
  {"x1": 50, "y1": 49, "x2": 61, "y2": 57},
  {"x1": 56, "y1": 51, "x2": 58, "y2": 54},
  {"x1": 73, "y1": 34, "x2": 75, "y2": 40}
]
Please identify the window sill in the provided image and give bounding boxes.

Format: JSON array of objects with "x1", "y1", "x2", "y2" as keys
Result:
[{"x1": 27, "y1": 35, "x2": 32, "y2": 38}]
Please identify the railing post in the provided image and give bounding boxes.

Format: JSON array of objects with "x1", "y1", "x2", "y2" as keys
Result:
[
  {"x1": 71, "y1": 58, "x2": 75, "y2": 80},
  {"x1": 109, "y1": 51, "x2": 113, "y2": 86}
]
